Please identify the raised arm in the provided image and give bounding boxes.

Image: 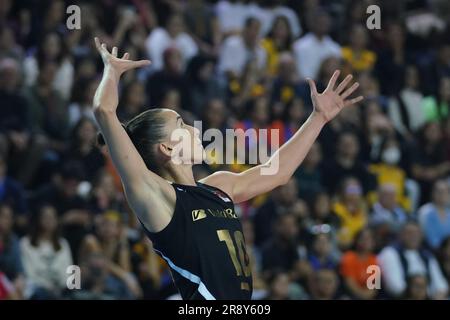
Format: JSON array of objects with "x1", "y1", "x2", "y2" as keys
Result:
[
  {"x1": 93, "y1": 38, "x2": 175, "y2": 232},
  {"x1": 202, "y1": 70, "x2": 363, "y2": 203}
]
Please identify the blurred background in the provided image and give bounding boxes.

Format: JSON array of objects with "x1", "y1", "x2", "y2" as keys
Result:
[{"x1": 1, "y1": 0, "x2": 450, "y2": 300}]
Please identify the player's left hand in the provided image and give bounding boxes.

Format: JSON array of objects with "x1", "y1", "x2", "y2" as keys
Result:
[{"x1": 307, "y1": 70, "x2": 364, "y2": 123}]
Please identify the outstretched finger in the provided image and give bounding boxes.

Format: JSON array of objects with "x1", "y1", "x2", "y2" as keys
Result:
[
  {"x1": 307, "y1": 78, "x2": 318, "y2": 96},
  {"x1": 130, "y1": 59, "x2": 152, "y2": 69},
  {"x1": 344, "y1": 95, "x2": 364, "y2": 107},
  {"x1": 94, "y1": 37, "x2": 103, "y2": 52},
  {"x1": 341, "y1": 82, "x2": 359, "y2": 99},
  {"x1": 122, "y1": 52, "x2": 130, "y2": 60},
  {"x1": 112, "y1": 46, "x2": 118, "y2": 57},
  {"x1": 326, "y1": 70, "x2": 340, "y2": 91},
  {"x1": 335, "y1": 74, "x2": 353, "y2": 94}
]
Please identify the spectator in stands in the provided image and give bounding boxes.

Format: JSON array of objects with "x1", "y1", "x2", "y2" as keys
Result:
[
  {"x1": 145, "y1": 13, "x2": 198, "y2": 71},
  {"x1": 411, "y1": 121, "x2": 450, "y2": 204},
  {"x1": 332, "y1": 177, "x2": 368, "y2": 249},
  {"x1": 388, "y1": 65, "x2": 426, "y2": 140},
  {"x1": 218, "y1": 17, "x2": 266, "y2": 78},
  {"x1": 0, "y1": 58, "x2": 46, "y2": 187},
  {"x1": 293, "y1": 8, "x2": 341, "y2": 80},
  {"x1": 342, "y1": 24, "x2": 376, "y2": 73},
  {"x1": 308, "y1": 268, "x2": 341, "y2": 300},
  {"x1": 261, "y1": 16, "x2": 294, "y2": 77},
  {"x1": 421, "y1": 76, "x2": 450, "y2": 122},
  {"x1": 263, "y1": 270, "x2": 291, "y2": 300},
  {"x1": 79, "y1": 211, "x2": 142, "y2": 298},
  {"x1": 307, "y1": 232, "x2": 339, "y2": 271},
  {"x1": 63, "y1": 118, "x2": 105, "y2": 182},
  {"x1": 253, "y1": 177, "x2": 299, "y2": 246},
  {"x1": 293, "y1": 142, "x2": 322, "y2": 201},
  {"x1": 0, "y1": 204, "x2": 24, "y2": 297},
  {"x1": 322, "y1": 131, "x2": 376, "y2": 195},
  {"x1": 67, "y1": 78, "x2": 98, "y2": 128},
  {"x1": 418, "y1": 180, "x2": 450, "y2": 249},
  {"x1": 403, "y1": 275, "x2": 429, "y2": 300},
  {"x1": 378, "y1": 221, "x2": 448, "y2": 299},
  {"x1": 23, "y1": 32, "x2": 74, "y2": 101},
  {"x1": 0, "y1": 155, "x2": 28, "y2": 217},
  {"x1": 146, "y1": 47, "x2": 189, "y2": 108},
  {"x1": 117, "y1": 80, "x2": 146, "y2": 121},
  {"x1": 340, "y1": 228, "x2": 378, "y2": 300},
  {"x1": 261, "y1": 213, "x2": 311, "y2": 284},
  {"x1": 368, "y1": 136, "x2": 413, "y2": 212},
  {"x1": 20, "y1": 205, "x2": 73, "y2": 299}
]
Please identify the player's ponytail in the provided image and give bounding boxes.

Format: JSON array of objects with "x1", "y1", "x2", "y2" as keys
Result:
[{"x1": 97, "y1": 109, "x2": 166, "y2": 173}]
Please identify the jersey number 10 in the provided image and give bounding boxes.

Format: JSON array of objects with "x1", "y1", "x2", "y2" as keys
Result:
[{"x1": 217, "y1": 229, "x2": 251, "y2": 277}]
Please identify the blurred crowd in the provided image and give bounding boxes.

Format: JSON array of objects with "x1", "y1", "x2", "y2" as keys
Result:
[{"x1": 1, "y1": 0, "x2": 450, "y2": 300}]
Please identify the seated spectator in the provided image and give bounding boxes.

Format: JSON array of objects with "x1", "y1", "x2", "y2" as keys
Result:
[
  {"x1": 183, "y1": 0, "x2": 221, "y2": 55},
  {"x1": 185, "y1": 55, "x2": 225, "y2": 116},
  {"x1": 263, "y1": 270, "x2": 290, "y2": 300},
  {"x1": 411, "y1": 121, "x2": 450, "y2": 204},
  {"x1": 63, "y1": 117, "x2": 106, "y2": 182},
  {"x1": 0, "y1": 205, "x2": 24, "y2": 295},
  {"x1": 20, "y1": 205, "x2": 73, "y2": 299},
  {"x1": 341, "y1": 24, "x2": 376, "y2": 73},
  {"x1": 307, "y1": 233, "x2": 339, "y2": 271},
  {"x1": 67, "y1": 77, "x2": 98, "y2": 128},
  {"x1": 293, "y1": 9, "x2": 341, "y2": 80},
  {"x1": 67, "y1": 253, "x2": 135, "y2": 300},
  {"x1": 88, "y1": 169, "x2": 127, "y2": 217},
  {"x1": 308, "y1": 268, "x2": 342, "y2": 300},
  {"x1": 79, "y1": 211, "x2": 141, "y2": 298},
  {"x1": 378, "y1": 221, "x2": 448, "y2": 299},
  {"x1": 388, "y1": 65, "x2": 426, "y2": 139},
  {"x1": 322, "y1": 131, "x2": 376, "y2": 195},
  {"x1": 421, "y1": 76, "x2": 450, "y2": 122},
  {"x1": 117, "y1": 80, "x2": 146, "y2": 121},
  {"x1": 418, "y1": 180, "x2": 450, "y2": 249},
  {"x1": 332, "y1": 177, "x2": 368, "y2": 249},
  {"x1": 403, "y1": 275, "x2": 429, "y2": 300},
  {"x1": 369, "y1": 136, "x2": 413, "y2": 212},
  {"x1": 253, "y1": 177, "x2": 300, "y2": 246},
  {"x1": 270, "y1": 53, "x2": 305, "y2": 110},
  {"x1": 218, "y1": 17, "x2": 266, "y2": 79},
  {"x1": 145, "y1": 13, "x2": 198, "y2": 72},
  {"x1": 30, "y1": 161, "x2": 91, "y2": 259},
  {"x1": 23, "y1": 32, "x2": 74, "y2": 101},
  {"x1": 0, "y1": 58, "x2": 45, "y2": 187},
  {"x1": 23, "y1": 60, "x2": 69, "y2": 153},
  {"x1": 370, "y1": 183, "x2": 409, "y2": 229},
  {"x1": 146, "y1": 47, "x2": 189, "y2": 108},
  {"x1": 375, "y1": 22, "x2": 409, "y2": 96},
  {"x1": 261, "y1": 213, "x2": 311, "y2": 284},
  {"x1": 261, "y1": 16, "x2": 294, "y2": 77},
  {"x1": 270, "y1": 97, "x2": 306, "y2": 147},
  {"x1": 305, "y1": 192, "x2": 340, "y2": 241},
  {"x1": 340, "y1": 228, "x2": 378, "y2": 300},
  {"x1": 0, "y1": 155, "x2": 28, "y2": 217},
  {"x1": 293, "y1": 142, "x2": 322, "y2": 201}
]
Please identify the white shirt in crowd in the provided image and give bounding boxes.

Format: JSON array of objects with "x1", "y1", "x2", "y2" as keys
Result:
[
  {"x1": 20, "y1": 236, "x2": 73, "y2": 294},
  {"x1": 23, "y1": 56, "x2": 74, "y2": 101},
  {"x1": 388, "y1": 88, "x2": 426, "y2": 135},
  {"x1": 377, "y1": 246, "x2": 448, "y2": 297},
  {"x1": 145, "y1": 27, "x2": 198, "y2": 71},
  {"x1": 215, "y1": 0, "x2": 302, "y2": 38},
  {"x1": 293, "y1": 32, "x2": 341, "y2": 80},
  {"x1": 218, "y1": 35, "x2": 267, "y2": 77}
]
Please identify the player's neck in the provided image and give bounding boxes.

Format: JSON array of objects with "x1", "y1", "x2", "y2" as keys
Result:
[{"x1": 164, "y1": 163, "x2": 196, "y2": 186}]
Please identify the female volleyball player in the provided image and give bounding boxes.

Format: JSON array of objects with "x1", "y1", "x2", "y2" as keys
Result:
[{"x1": 93, "y1": 37, "x2": 363, "y2": 300}]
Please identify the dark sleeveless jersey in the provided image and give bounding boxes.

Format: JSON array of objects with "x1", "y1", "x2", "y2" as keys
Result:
[{"x1": 142, "y1": 182, "x2": 253, "y2": 300}]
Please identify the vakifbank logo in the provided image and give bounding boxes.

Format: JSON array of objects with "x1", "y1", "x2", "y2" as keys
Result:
[{"x1": 192, "y1": 209, "x2": 207, "y2": 221}]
